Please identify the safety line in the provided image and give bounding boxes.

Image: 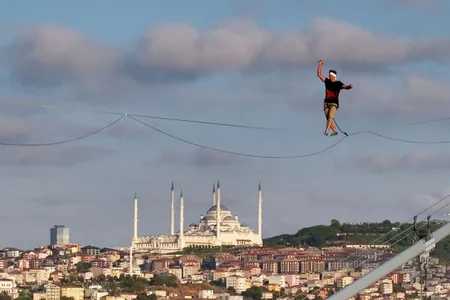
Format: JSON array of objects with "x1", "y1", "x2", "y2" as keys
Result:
[
  {"x1": 128, "y1": 115, "x2": 349, "y2": 159},
  {"x1": 357, "y1": 131, "x2": 450, "y2": 144},
  {"x1": 335, "y1": 117, "x2": 450, "y2": 144},
  {"x1": 129, "y1": 115, "x2": 450, "y2": 159},
  {"x1": 0, "y1": 101, "x2": 281, "y2": 131}
]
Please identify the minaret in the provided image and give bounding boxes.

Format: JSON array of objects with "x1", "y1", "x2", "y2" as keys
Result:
[
  {"x1": 129, "y1": 243, "x2": 133, "y2": 275},
  {"x1": 179, "y1": 190, "x2": 185, "y2": 249},
  {"x1": 258, "y1": 182, "x2": 262, "y2": 240},
  {"x1": 170, "y1": 182, "x2": 175, "y2": 235},
  {"x1": 133, "y1": 191, "x2": 138, "y2": 243},
  {"x1": 216, "y1": 180, "x2": 221, "y2": 242},
  {"x1": 212, "y1": 184, "x2": 216, "y2": 206}
]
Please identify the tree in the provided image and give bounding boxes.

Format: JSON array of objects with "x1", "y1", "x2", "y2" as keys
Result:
[
  {"x1": 76, "y1": 262, "x2": 91, "y2": 272},
  {"x1": 137, "y1": 293, "x2": 156, "y2": 300},
  {"x1": 393, "y1": 284, "x2": 405, "y2": 292},
  {"x1": 62, "y1": 274, "x2": 78, "y2": 284},
  {"x1": 94, "y1": 274, "x2": 106, "y2": 283},
  {"x1": 242, "y1": 286, "x2": 264, "y2": 300},
  {"x1": 150, "y1": 274, "x2": 178, "y2": 288},
  {"x1": 211, "y1": 278, "x2": 226, "y2": 287},
  {"x1": 0, "y1": 292, "x2": 11, "y2": 300},
  {"x1": 330, "y1": 219, "x2": 340, "y2": 230},
  {"x1": 119, "y1": 274, "x2": 149, "y2": 293},
  {"x1": 105, "y1": 282, "x2": 120, "y2": 296},
  {"x1": 382, "y1": 220, "x2": 392, "y2": 228},
  {"x1": 17, "y1": 290, "x2": 31, "y2": 300}
]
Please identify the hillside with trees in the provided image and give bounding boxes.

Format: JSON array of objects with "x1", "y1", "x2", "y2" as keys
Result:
[{"x1": 263, "y1": 219, "x2": 450, "y2": 260}]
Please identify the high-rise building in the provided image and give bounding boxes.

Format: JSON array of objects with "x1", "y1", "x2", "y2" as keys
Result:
[{"x1": 50, "y1": 225, "x2": 70, "y2": 246}]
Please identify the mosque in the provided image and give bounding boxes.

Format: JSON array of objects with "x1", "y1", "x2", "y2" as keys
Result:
[{"x1": 130, "y1": 181, "x2": 263, "y2": 254}]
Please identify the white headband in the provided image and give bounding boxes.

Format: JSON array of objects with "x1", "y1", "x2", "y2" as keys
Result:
[{"x1": 329, "y1": 72, "x2": 336, "y2": 77}]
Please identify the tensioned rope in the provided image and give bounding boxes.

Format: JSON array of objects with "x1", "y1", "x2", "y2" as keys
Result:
[
  {"x1": 0, "y1": 115, "x2": 124, "y2": 146},
  {"x1": 128, "y1": 115, "x2": 450, "y2": 159},
  {"x1": 128, "y1": 115, "x2": 349, "y2": 159},
  {"x1": 2, "y1": 102, "x2": 450, "y2": 157}
]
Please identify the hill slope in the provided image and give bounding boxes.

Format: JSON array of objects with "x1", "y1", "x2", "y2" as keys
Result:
[{"x1": 263, "y1": 219, "x2": 450, "y2": 260}]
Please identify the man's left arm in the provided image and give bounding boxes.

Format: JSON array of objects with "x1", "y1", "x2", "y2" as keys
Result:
[{"x1": 341, "y1": 83, "x2": 353, "y2": 90}]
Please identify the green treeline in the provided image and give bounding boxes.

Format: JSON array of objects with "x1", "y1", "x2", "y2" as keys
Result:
[{"x1": 263, "y1": 219, "x2": 450, "y2": 259}]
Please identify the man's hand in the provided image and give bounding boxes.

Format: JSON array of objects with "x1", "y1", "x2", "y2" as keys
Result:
[
  {"x1": 349, "y1": 84, "x2": 353, "y2": 89},
  {"x1": 317, "y1": 60, "x2": 325, "y2": 82}
]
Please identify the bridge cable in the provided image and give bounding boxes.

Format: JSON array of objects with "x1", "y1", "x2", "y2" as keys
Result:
[{"x1": 296, "y1": 195, "x2": 450, "y2": 299}]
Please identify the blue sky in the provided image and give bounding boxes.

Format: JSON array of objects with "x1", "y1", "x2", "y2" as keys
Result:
[{"x1": 1, "y1": 0, "x2": 450, "y2": 249}]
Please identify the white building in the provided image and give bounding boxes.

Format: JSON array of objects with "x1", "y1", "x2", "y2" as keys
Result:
[
  {"x1": 226, "y1": 275, "x2": 250, "y2": 293},
  {"x1": 268, "y1": 275, "x2": 286, "y2": 288},
  {"x1": 336, "y1": 276, "x2": 354, "y2": 288},
  {"x1": 379, "y1": 279, "x2": 393, "y2": 295},
  {"x1": 44, "y1": 282, "x2": 61, "y2": 300},
  {"x1": 198, "y1": 290, "x2": 214, "y2": 299},
  {"x1": 131, "y1": 181, "x2": 263, "y2": 253},
  {"x1": 0, "y1": 278, "x2": 18, "y2": 299},
  {"x1": 283, "y1": 274, "x2": 300, "y2": 287},
  {"x1": 3, "y1": 248, "x2": 21, "y2": 258}
]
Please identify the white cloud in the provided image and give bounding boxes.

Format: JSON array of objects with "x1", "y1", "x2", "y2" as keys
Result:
[
  {"x1": 131, "y1": 18, "x2": 450, "y2": 73},
  {"x1": 335, "y1": 75, "x2": 450, "y2": 117},
  {"x1": 4, "y1": 26, "x2": 124, "y2": 93},
  {"x1": 3, "y1": 18, "x2": 450, "y2": 89}
]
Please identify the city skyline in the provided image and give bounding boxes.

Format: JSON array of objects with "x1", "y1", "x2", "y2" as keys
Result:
[{"x1": 1, "y1": 0, "x2": 450, "y2": 249}]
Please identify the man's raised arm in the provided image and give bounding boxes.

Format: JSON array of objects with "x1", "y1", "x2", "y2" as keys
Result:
[{"x1": 317, "y1": 60, "x2": 325, "y2": 82}]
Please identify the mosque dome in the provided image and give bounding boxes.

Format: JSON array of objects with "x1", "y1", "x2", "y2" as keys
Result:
[
  {"x1": 207, "y1": 204, "x2": 229, "y2": 212},
  {"x1": 223, "y1": 216, "x2": 237, "y2": 222}
]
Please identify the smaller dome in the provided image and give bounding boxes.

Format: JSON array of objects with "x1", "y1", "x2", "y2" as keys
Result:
[
  {"x1": 201, "y1": 216, "x2": 216, "y2": 221},
  {"x1": 223, "y1": 216, "x2": 237, "y2": 221}
]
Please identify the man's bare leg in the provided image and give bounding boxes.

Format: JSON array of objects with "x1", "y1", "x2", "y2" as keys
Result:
[
  {"x1": 330, "y1": 121, "x2": 338, "y2": 134},
  {"x1": 325, "y1": 120, "x2": 332, "y2": 135}
]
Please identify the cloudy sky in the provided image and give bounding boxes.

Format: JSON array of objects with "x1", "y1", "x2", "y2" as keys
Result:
[{"x1": 1, "y1": 0, "x2": 450, "y2": 250}]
